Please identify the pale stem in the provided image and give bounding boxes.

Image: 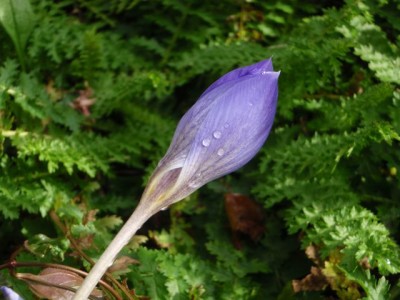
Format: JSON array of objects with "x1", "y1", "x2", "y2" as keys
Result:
[{"x1": 72, "y1": 202, "x2": 152, "y2": 300}]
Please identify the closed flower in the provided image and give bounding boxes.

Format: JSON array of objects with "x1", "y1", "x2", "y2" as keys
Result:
[
  {"x1": 0, "y1": 287, "x2": 24, "y2": 300},
  {"x1": 141, "y1": 58, "x2": 280, "y2": 214},
  {"x1": 73, "y1": 58, "x2": 280, "y2": 299}
]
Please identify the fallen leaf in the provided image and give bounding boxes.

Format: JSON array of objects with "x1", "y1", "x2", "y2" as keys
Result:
[
  {"x1": 70, "y1": 87, "x2": 95, "y2": 116},
  {"x1": 292, "y1": 266, "x2": 328, "y2": 293},
  {"x1": 84, "y1": 209, "x2": 98, "y2": 224},
  {"x1": 45, "y1": 80, "x2": 65, "y2": 101},
  {"x1": 73, "y1": 234, "x2": 95, "y2": 252},
  {"x1": 305, "y1": 244, "x2": 321, "y2": 265},
  {"x1": 224, "y1": 193, "x2": 265, "y2": 249},
  {"x1": 22, "y1": 267, "x2": 103, "y2": 300},
  {"x1": 359, "y1": 256, "x2": 371, "y2": 269},
  {"x1": 292, "y1": 247, "x2": 362, "y2": 298},
  {"x1": 108, "y1": 256, "x2": 140, "y2": 275}
]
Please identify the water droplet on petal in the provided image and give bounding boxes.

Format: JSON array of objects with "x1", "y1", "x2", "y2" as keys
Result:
[
  {"x1": 217, "y1": 148, "x2": 225, "y2": 156},
  {"x1": 224, "y1": 123, "x2": 230, "y2": 128},
  {"x1": 213, "y1": 131, "x2": 222, "y2": 139},
  {"x1": 202, "y1": 138, "x2": 211, "y2": 147},
  {"x1": 196, "y1": 172, "x2": 202, "y2": 177},
  {"x1": 248, "y1": 102, "x2": 254, "y2": 106},
  {"x1": 261, "y1": 71, "x2": 269, "y2": 75}
]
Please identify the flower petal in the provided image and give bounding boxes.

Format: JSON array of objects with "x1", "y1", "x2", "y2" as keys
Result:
[
  {"x1": 163, "y1": 59, "x2": 274, "y2": 162},
  {"x1": 140, "y1": 59, "x2": 279, "y2": 213},
  {"x1": 177, "y1": 71, "x2": 279, "y2": 190},
  {"x1": 0, "y1": 287, "x2": 24, "y2": 300},
  {"x1": 201, "y1": 58, "x2": 274, "y2": 97}
]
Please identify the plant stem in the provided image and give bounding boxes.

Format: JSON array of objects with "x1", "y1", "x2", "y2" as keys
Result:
[
  {"x1": 49, "y1": 211, "x2": 135, "y2": 299},
  {"x1": 1, "y1": 130, "x2": 29, "y2": 137},
  {"x1": 72, "y1": 201, "x2": 152, "y2": 300}
]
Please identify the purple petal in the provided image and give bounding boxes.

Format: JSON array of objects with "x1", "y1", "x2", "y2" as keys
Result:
[
  {"x1": 201, "y1": 58, "x2": 273, "y2": 97},
  {"x1": 163, "y1": 59, "x2": 274, "y2": 163},
  {"x1": 177, "y1": 71, "x2": 279, "y2": 189},
  {"x1": 140, "y1": 59, "x2": 279, "y2": 213},
  {"x1": 0, "y1": 287, "x2": 24, "y2": 300},
  {"x1": 163, "y1": 59, "x2": 274, "y2": 161}
]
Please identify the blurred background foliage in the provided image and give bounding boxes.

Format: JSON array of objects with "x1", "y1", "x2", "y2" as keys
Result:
[{"x1": 0, "y1": 0, "x2": 399, "y2": 299}]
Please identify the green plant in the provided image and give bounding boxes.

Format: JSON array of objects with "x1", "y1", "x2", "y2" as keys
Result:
[{"x1": 1, "y1": 0, "x2": 399, "y2": 299}]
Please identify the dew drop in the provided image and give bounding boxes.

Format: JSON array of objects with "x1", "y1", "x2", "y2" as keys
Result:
[
  {"x1": 217, "y1": 148, "x2": 225, "y2": 156},
  {"x1": 224, "y1": 123, "x2": 230, "y2": 128},
  {"x1": 196, "y1": 172, "x2": 202, "y2": 177},
  {"x1": 213, "y1": 130, "x2": 222, "y2": 139},
  {"x1": 248, "y1": 101, "x2": 254, "y2": 106},
  {"x1": 202, "y1": 138, "x2": 211, "y2": 147},
  {"x1": 261, "y1": 71, "x2": 269, "y2": 75}
]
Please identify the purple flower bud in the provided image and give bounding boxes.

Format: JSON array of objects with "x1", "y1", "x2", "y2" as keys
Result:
[
  {"x1": 0, "y1": 287, "x2": 24, "y2": 300},
  {"x1": 72, "y1": 59, "x2": 279, "y2": 299},
  {"x1": 141, "y1": 59, "x2": 279, "y2": 213}
]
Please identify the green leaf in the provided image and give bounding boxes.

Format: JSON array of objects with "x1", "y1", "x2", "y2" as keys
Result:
[
  {"x1": 129, "y1": 248, "x2": 168, "y2": 299},
  {"x1": 0, "y1": 0, "x2": 35, "y2": 68},
  {"x1": 341, "y1": 268, "x2": 391, "y2": 300}
]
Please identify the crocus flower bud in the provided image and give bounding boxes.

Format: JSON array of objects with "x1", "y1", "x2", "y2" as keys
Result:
[
  {"x1": 141, "y1": 58, "x2": 279, "y2": 214},
  {"x1": 73, "y1": 59, "x2": 279, "y2": 299},
  {"x1": 0, "y1": 286, "x2": 24, "y2": 300}
]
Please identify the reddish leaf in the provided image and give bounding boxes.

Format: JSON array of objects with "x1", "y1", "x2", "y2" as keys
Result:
[
  {"x1": 70, "y1": 87, "x2": 95, "y2": 116},
  {"x1": 224, "y1": 193, "x2": 265, "y2": 249},
  {"x1": 107, "y1": 256, "x2": 140, "y2": 275},
  {"x1": 292, "y1": 266, "x2": 328, "y2": 293},
  {"x1": 359, "y1": 256, "x2": 371, "y2": 269},
  {"x1": 305, "y1": 244, "x2": 321, "y2": 265},
  {"x1": 22, "y1": 267, "x2": 103, "y2": 300}
]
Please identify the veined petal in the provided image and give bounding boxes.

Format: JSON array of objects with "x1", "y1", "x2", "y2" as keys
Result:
[
  {"x1": 164, "y1": 59, "x2": 274, "y2": 161},
  {"x1": 201, "y1": 58, "x2": 274, "y2": 97},
  {"x1": 163, "y1": 82, "x2": 234, "y2": 162},
  {"x1": 0, "y1": 287, "x2": 24, "y2": 300},
  {"x1": 140, "y1": 59, "x2": 279, "y2": 213},
  {"x1": 177, "y1": 71, "x2": 279, "y2": 191}
]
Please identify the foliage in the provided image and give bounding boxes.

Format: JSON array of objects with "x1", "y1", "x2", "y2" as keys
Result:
[{"x1": 0, "y1": 0, "x2": 399, "y2": 299}]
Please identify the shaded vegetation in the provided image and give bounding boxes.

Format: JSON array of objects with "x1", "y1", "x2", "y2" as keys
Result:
[{"x1": 0, "y1": 0, "x2": 399, "y2": 299}]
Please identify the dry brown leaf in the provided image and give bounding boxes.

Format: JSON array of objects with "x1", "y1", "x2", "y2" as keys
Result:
[
  {"x1": 359, "y1": 256, "x2": 371, "y2": 269},
  {"x1": 305, "y1": 244, "x2": 322, "y2": 265},
  {"x1": 107, "y1": 256, "x2": 140, "y2": 275},
  {"x1": 292, "y1": 266, "x2": 328, "y2": 293},
  {"x1": 22, "y1": 267, "x2": 103, "y2": 300},
  {"x1": 84, "y1": 209, "x2": 98, "y2": 224},
  {"x1": 73, "y1": 234, "x2": 95, "y2": 252},
  {"x1": 45, "y1": 80, "x2": 65, "y2": 101},
  {"x1": 70, "y1": 87, "x2": 95, "y2": 116},
  {"x1": 293, "y1": 246, "x2": 362, "y2": 298},
  {"x1": 224, "y1": 193, "x2": 265, "y2": 249}
]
